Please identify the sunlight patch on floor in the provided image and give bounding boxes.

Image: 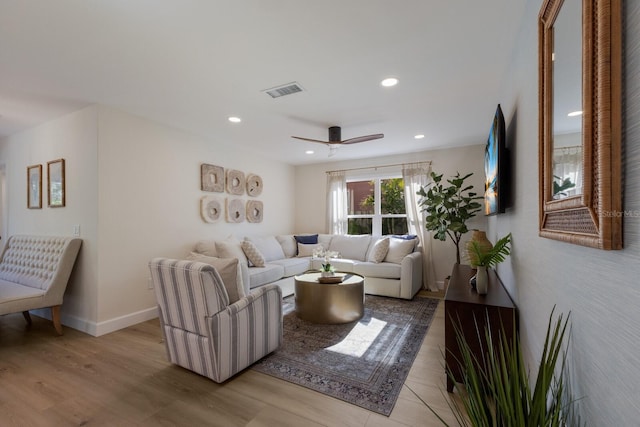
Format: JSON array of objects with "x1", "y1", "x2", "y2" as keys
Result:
[{"x1": 326, "y1": 318, "x2": 387, "y2": 357}]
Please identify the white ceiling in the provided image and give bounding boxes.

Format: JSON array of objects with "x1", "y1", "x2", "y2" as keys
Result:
[{"x1": 0, "y1": 0, "x2": 526, "y2": 165}]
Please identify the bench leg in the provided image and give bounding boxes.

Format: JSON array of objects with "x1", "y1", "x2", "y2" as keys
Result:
[
  {"x1": 22, "y1": 311, "x2": 32, "y2": 327},
  {"x1": 51, "y1": 305, "x2": 63, "y2": 336}
]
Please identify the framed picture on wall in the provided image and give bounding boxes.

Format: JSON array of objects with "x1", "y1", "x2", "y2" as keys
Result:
[
  {"x1": 47, "y1": 158, "x2": 65, "y2": 208},
  {"x1": 27, "y1": 164, "x2": 42, "y2": 209}
]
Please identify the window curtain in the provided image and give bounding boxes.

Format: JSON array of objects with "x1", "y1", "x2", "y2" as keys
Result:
[
  {"x1": 326, "y1": 171, "x2": 348, "y2": 235},
  {"x1": 402, "y1": 163, "x2": 437, "y2": 291}
]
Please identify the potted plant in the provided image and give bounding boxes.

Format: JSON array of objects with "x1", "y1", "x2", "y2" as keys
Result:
[
  {"x1": 428, "y1": 308, "x2": 577, "y2": 427},
  {"x1": 467, "y1": 233, "x2": 512, "y2": 294},
  {"x1": 418, "y1": 171, "x2": 483, "y2": 264},
  {"x1": 313, "y1": 248, "x2": 340, "y2": 277}
]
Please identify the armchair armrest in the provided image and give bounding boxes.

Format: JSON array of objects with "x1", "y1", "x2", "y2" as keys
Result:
[{"x1": 207, "y1": 284, "x2": 283, "y2": 382}]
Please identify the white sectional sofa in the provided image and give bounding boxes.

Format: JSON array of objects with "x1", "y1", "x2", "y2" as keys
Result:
[{"x1": 190, "y1": 234, "x2": 423, "y2": 300}]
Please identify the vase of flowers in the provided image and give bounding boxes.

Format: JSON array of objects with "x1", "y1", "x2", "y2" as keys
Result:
[{"x1": 313, "y1": 248, "x2": 340, "y2": 277}]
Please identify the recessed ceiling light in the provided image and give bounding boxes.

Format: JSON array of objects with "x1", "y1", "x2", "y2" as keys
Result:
[
  {"x1": 305, "y1": 150, "x2": 314, "y2": 155},
  {"x1": 414, "y1": 134, "x2": 425, "y2": 139},
  {"x1": 567, "y1": 110, "x2": 583, "y2": 117},
  {"x1": 381, "y1": 77, "x2": 399, "y2": 87},
  {"x1": 228, "y1": 116, "x2": 242, "y2": 123}
]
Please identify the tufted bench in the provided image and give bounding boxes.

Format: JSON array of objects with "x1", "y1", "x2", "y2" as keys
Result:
[{"x1": 0, "y1": 235, "x2": 82, "y2": 335}]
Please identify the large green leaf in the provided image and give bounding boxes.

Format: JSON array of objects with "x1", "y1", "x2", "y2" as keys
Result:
[{"x1": 418, "y1": 171, "x2": 483, "y2": 263}]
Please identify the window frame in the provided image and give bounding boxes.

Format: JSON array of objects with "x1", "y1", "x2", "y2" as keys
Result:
[{"x1": 346, "y1": 172, "x2": 407, "y2": 236}]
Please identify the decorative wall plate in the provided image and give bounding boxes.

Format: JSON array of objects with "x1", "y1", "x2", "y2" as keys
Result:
[
  {"x1": 246, "y1": 174, "x2": 263, "y2": 197},
  {"x1": 200, "y1": 196, "x2": 222, "y2": 223},
  {"x1": 226, "y1": 198, "x2": 245, "y2": 223},
  {"x1": 246, "y1": 200, "x2": 263, "y2": 223},
  {"x1": 201, "y1": 164, "x2": 224, "y2": 192},
  {"x1": 226, "y1": 169, "x2": 245, "y2": 195}
]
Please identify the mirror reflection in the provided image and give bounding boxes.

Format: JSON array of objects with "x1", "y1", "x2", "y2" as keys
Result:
[{"x1": 552, "y1": 0, "x2": 582, "y2": 200}]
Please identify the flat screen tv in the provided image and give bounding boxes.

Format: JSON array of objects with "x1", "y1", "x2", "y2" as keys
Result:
[{"x1": 484, "y1": 104, "x2": 507, "y2": 215}]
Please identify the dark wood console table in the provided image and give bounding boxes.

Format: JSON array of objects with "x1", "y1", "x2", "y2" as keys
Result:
[{"x1": 444, "y1": 264, "x2": 516, "y2": 392}]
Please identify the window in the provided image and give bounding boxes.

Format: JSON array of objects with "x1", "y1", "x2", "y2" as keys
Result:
[{"x1": 347, "y1": 177, "x2": 408, "y2": 235}]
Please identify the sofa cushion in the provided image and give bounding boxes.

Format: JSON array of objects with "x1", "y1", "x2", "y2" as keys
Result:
[
  {"x1": 354, "y1": 261, "x2": 401, "y2": 279},
  {"x1": 249, "y1": 264, "x2": 285, "y2": 288},
  {"x1": 269, "y1": 258, "x2": 311, "y2": 277},
  {"x1": 328, "y1": 235, "x2": 371, "y2": 261},
  {"x1": 367, "y1": 237, "x2": 390, "y2": 263},
  {"x1": 275, "y1": 235, "x2": 297, "y2": 258},
  {"x1": 241, "y1": 240, "x2": 266, "y2": 267},
  {"x1": 297, "y1": 243, "x2": 323, "y2": 257},
  {"x1": 0, "y1": 279, "x2": 45, "y2": 303},
  {"x1": 318, "y1": 234, "x2": 333, "y2": 250},
  {"x1": 194, "y1": 240, "x2": 218, "y2": 257},
  {"x1": 246, "y1": 236, "x2": 285, "y2": 262},
  {"x1": 215, "y1": 237, "x2": 248, "y2": 265},
  {"x1": 384, "y1": 237, "x2": 416, "y2": 264},
  {"x1": 186, "y1": 253, "x2": 246, "y2": 304}
]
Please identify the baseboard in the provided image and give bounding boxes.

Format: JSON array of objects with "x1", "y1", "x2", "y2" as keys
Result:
[
  {"x1": 95, "y1": 307, "x2": 159, "y2": 337},
  {"x1": 31, "y1": 306, "x2": 158, "y2": 337}
]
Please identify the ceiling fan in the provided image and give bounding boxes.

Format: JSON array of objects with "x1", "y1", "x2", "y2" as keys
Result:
[{"x1": 292, "y1": 126, "x2": 384, "y2": 145}]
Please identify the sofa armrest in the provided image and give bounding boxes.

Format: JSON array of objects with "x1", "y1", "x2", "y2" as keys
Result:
[
  {"x1": 399, "y1": 251, "x2": 423, "y2": 299},
  {"x1": 207, "y1": 284, "x2": 283, "y2": 382}
]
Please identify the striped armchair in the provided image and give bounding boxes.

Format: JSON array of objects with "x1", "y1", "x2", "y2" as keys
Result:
[{"x1": 149, "y1": 258, "x2": 283, "y2": 383}]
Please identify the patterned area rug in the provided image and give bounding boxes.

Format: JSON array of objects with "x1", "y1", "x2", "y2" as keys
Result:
[{"x1": 252, "y1": 295, "x2": 440, "y2": 416}]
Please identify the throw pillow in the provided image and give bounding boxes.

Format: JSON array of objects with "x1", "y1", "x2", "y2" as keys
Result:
[
  {"x1": 186, "y1": 253, "x2": 245, "y2": 304},
  {"x1": 297, "y1": 243, "x2": 323, "y2": 257},
  {"x1": 240, "y1": 240, "x2": 266, "y2": 267},
  {"x1": 384, "y1": 237, "x2": 417, "y2": 264},
  {"x1": 194, "y1": 240, "x2": 218, "y2": 257},
  {"x1": 215, "y1": 237, "x2": 248, "y2": 265},
  {"x1": 246, "y1": 236, "x2": 285, "y2": 262},
  {"x1": 293, "y1": 234, "x2": 319, "y2": 255},
  {"x1": 368, "y1": 237, "x2": 390, "y2": 263},
  {"x1": 276, "y1": 235, "x2": 297, "y2": 258},
  {"x1": 294, "y1": 234, "x2": 319, "y2": 244},
  {"x1": 391, "y1": 234, "x2": 418, "y2": 240}
]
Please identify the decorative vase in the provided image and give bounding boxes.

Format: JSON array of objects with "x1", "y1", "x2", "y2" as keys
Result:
[
  {"x1": 321, "y1": 270, "x2": 335, "y2": 278},
  {"x1": 475, "y1": 266, "x2": 488, "y2": 295},
  {"x1": 466, "y1": 230, "x2": 493, "y2": 266}
]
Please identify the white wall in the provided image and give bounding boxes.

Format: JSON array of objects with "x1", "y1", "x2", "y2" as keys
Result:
[
  {"x1": 490, "y1": 1, "x2": 640, "y2": 424},
  {"x1": 0, "y1": 105, "x2": 296, "y2": 336},
  {"x1": 0, "y1": 106, "x2": 100, "y2": 327},
  {"x1": 294, "y1": 145, "x2": 488, "y2": 285},
  {"x1": 94, "y1": 106, "x2": 296, "y2": 334}
]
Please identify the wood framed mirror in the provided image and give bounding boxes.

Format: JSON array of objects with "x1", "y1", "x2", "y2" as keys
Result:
[{"x1": 538, "y1": 0, "x2": 622, "y2": 249}]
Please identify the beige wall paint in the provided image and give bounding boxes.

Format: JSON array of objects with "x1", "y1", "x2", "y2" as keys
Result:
[
  {"x1": 0, "y1": 105, "x2": 295, "y2": 335},
  {"x1": 490, "y1": 0, "x2": 640, "y2": 424},
  {"x1": 294, "y1": 145, "x2": 488, "y2": 284},
  {"x1": 0, "y1": 106, "x2": 100, "y2": 329},
  {"x1": 95, "y1": 106, "x2": 296, "y2": 331}
]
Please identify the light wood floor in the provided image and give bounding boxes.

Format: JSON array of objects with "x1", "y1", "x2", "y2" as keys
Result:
[{"x1": 0, "y1": 291, "x2": 462, "y2": 426}]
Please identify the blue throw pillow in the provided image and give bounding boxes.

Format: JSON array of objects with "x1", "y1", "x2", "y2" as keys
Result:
[
  {"x1": 294, "y1": 234, "x2": 319, "y2": 255},
  {"x1": 392, "y1": 234, "x2": 418, "y2": 240},
  {"x1": 294, "y1": 234, "x2": 319, "y2": 244}
]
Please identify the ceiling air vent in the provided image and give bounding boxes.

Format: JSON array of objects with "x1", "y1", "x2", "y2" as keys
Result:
[{"x1": 263, "y1": 82, "x2": 304, "y2": 98}]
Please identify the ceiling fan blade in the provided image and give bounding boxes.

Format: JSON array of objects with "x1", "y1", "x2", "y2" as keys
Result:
[
  {"x1": 340, "y1": 133, "x2": 384, "y2": 144},
  {"x1": 291, "y1": 136, "x2": 333, "y2": 144}
]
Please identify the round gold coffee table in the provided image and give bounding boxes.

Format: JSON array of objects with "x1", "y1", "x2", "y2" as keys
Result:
[{"x1": 294, "y1": 271, "x2": 365, "y2": 324}]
